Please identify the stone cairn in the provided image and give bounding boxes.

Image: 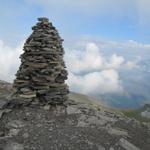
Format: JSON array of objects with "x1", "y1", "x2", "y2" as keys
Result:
[{"x1": 12, "y1": 17, "x2": 69, "y2": 106}]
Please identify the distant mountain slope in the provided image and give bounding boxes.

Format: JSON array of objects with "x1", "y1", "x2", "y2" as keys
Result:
[
  {"x1": 69, "y1": 92, "x2": 120, "y2": 113},
  {"x1": 69, "y1": 92, "x2": 101, "y2": 106},
  {"x1": 123, "y1": 104, "x2": 150, "y2": 122},
  {"x1": 96, "y1": 58, "x2": 150, "y2": 109}
]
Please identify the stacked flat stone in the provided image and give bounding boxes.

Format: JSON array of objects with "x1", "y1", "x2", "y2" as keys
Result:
[{"x1": 12, "y1": 17, "x2": 69, "y2": 105}]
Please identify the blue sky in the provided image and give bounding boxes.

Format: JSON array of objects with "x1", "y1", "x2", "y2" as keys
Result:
[{"x1": 0, "y1": 0, "x2": 150, "y2": 47}]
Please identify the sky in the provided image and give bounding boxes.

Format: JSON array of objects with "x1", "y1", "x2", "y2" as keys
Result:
[
  {"x1": 0, "y1": 0, "x2": 150, "y2": 45},
  {"x1": 0, "y1": 0, "x2": 150, "y2": 105}
]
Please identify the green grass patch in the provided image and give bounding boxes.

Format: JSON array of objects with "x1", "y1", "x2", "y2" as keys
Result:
[{"x1": 123, "y1": 109, "x2": 150, "y2": 122}]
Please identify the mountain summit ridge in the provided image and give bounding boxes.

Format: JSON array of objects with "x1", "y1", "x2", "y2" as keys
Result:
[{"x1": 0, "y1": 80, "x2": 150, "y2": 150}]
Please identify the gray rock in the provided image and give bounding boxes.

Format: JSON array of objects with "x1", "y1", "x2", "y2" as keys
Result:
[
  {"x1": 0, "y1": 81, "x2": 150, "y2": 150},
  {"x1": 43, "y1": 105, "x2": 50, "y2": 110},
  {"x1": 0, "y1": 99, "x2": 8, "y2": 109},
  {"x1": 38, "y1": 17, "x2": 49, "y2": 22},
  {"x1": 108, "y1": 128, "x2": 128, "y2": 136},
  {"x1": 0, "y1": 109, "x2": 11, "y2": 119},
  {"x1": 98, "y1": 145, "x2": 105, "y2": 150},
  {"x1": 119, "y1": 138, "x2": 140, "y2": 150},
  {"x1": 22, "y1": 133, "x2": 29, "y2": 139},
  {"x1": 66, "y1": 105, "x2": 81, "y2": 114},
  {"x1": 4, "y1": 142, "x2": 24, "y2": 150},
  {"x1": 0, "y1": 110, "x2": 3, "y2": 118},
  {"x1": 9, "y1": 129, "x2": 20, "y2": 136},
  {"x1": 6, "y1": 120, "x2": 24, "y2": 129},
  {"x1": 141, "y1": 110, "x2": 150, "y2": 119}
]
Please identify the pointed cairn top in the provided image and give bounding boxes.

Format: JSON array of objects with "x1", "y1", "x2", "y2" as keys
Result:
[
  {"x1": 38, "y1": 17, "x2": 49, "y2": 22},
  {"x1": 12, "y1": 17, "x2": 69, "y2": 107}
]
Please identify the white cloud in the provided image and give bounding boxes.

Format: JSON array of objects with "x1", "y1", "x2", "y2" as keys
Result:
[
  {"x1": 125, "y1": 61, "x2": 138, "y2": 70},
  {"x1": 65, "y1": 42, "x2": 124, "y2": 94},
  {"x1": 79, "y1": 38, "x2": 150, "y2": 50},
  {"x1": 105, "y1": 54, "x2": 124, "y2": 69},
  {"x1": 65, "y1": 43, "x2": 104, "y2": 73},
  {"x1": 125, "y1": 40, "x2": 150, "y2": 49},
  {"x1": 65, "y1": 42, "x2": 124, "y2": 74},
  {"x1": 0, "y1": 40, "x2": 23, "y2": 82},
  {"x1": 67, "y1": 70, "x2": 123, "y2": 95},
  {"x1": 65, "y1": 40, "x2": 150, "y2": 95},
  {"x1": 124, "y1": 56, "x2": 141, "y2": 70}
]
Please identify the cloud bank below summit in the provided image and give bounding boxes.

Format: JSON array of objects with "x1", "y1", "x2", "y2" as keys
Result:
[
  {"x1": 0, "y1": 39, "x2": 145, "y2": 95},
  {"x1": 0, "y1": 40, "x2": 23, "y2": 82},
  {"x1": 66, "y1": 43, "x2": 124, "y2": 94}
]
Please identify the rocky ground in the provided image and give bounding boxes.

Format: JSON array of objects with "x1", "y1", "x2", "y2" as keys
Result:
[{"x1": 0, "y1": 81, "x2": 150, "y2": 150}]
